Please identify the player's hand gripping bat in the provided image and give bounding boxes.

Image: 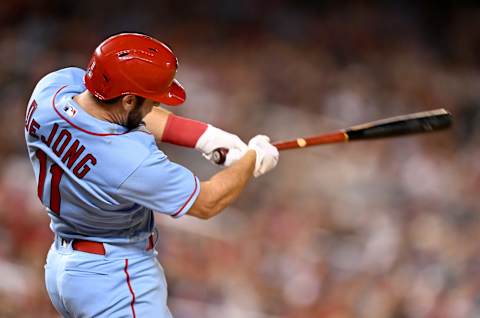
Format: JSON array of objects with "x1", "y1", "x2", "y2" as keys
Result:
[{"x1": 212, "y1": 108, "x2": 453, "y2": 165}]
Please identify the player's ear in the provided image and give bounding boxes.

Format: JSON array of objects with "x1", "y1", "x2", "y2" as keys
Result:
[{"x1": 121, "y1": 95, "x2": 136, "y2": 112}]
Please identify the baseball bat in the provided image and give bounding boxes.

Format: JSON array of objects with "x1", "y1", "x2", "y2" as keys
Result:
[{"x1": 212, "y1": 108, "x2": 452, "y2": 165}]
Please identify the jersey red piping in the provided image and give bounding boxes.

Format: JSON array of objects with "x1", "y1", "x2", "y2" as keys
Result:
[
  {"x1": 172, "y1": 174, "x2": 198, "y2": 217},
  {"x1": 124, "y1": 259, "x2": 137, "y2": 318},
  {"x1": 52, "y1": 85, "x2": 128, "y2": 137}
]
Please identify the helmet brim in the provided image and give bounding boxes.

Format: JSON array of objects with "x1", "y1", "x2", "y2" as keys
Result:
[{"x1": 153, "y1": 79, "x2": 186, "y2": 106}]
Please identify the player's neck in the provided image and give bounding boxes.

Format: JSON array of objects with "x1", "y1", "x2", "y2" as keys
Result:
[{"x1": 74, "y1": 91, "x2": 128, "y2": 127}]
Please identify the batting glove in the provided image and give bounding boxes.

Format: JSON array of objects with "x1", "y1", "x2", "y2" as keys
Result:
[
  {"x1": 195, "y1": 125, "x2": 248, "y2": 166},
  {"x1": 248, "y1": 135, "x2": 279, "y2": 177}
]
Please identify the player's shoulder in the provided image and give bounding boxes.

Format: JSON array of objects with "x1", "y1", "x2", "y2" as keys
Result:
[
  {"x1": 32, "y1": 67, "x2": 85, "y2": 102},
  {"x1": 27, "y1": 68, "x2": 85, "y2": 127},
  {"x1": 34, "y1": 66, "x2": 86, "y2": 104},
  {"x1": 37, "y1": 67, "x2": 85, "y2": 87},
  {"x1": 109, "y1": 125, "x2": 162, "y2": 162},
  {"x1": 91, "y1": 126, "x2": 166, "y2": 187}
]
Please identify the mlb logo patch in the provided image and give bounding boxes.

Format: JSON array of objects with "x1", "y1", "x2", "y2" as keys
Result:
[{"x1": 63, "y1": 104, "x2": 78, "y2": 118}]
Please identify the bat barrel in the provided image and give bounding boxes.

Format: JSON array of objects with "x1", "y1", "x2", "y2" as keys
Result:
[{"x1": 346, "y1": 110, "x2": 452, "y2": 141}]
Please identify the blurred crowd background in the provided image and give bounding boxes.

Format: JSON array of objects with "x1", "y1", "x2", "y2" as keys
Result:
[{"x1": 1, "y1": 1, "x2": 479, "y2": 317}]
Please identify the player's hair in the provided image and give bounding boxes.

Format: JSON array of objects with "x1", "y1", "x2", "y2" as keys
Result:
[
  {"x1": 98, "y1": 96, "x2": 122, "y2": 105},
  {"x1": 93, "y1": 95, "x2": 146, "y2": 107}
]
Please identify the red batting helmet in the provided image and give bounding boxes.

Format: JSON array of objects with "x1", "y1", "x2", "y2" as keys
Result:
[{"x1": 84, "y1": 33, "x2": 186, "y2": 106}]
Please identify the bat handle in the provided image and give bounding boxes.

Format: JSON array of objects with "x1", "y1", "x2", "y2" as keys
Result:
[{"x1": 212, "y1": 148, "x2": 229, "y2": 165}]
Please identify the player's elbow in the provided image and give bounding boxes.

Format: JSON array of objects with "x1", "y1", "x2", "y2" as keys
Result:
[
  {"x1": 187, "y1": 181, "x2": 232, "y2": 220},
  {"x1": 192, "y1": 209, "x2": 214, "y2": 220},
  {"x1": 187, "y1": 191, "x2": 227, "y2": 219},
  {"x1": 189, "y1": 201, "x2": 224, "y2": 220}
]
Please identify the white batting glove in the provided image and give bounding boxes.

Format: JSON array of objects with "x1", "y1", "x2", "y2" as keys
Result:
[
  {"x1": 195, "y1": 125, "x2": 248, "y2": 166},
  {"x1": 248, "y1": 135, "x2": 279, "y2": 177}
]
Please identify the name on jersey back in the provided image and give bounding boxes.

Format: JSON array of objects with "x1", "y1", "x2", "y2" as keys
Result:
[{"x1": 26, "y1": 99, "x2": 97, "y2": 179}]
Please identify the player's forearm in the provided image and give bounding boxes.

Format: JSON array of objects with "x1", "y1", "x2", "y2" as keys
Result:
[
  {"x1": 143, "y1": 108, "x2": 209, "y2": 147},
  {"x1": 206, "y1": 150, "x2": 256, "y2": 211},
  {"x1": 143, "y1": 109, "x2": 248, "y2": 167},
  {"x1": 142, "y1": 107, "x2": 171, "y2": 142},
  {"x1": 188, "y1": 150, "x2": 256, "y2": 219}
]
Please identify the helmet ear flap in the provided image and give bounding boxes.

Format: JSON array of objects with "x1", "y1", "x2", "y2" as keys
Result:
[{"x1": 84, "y1": 33, "x2": 186, "y2": 106}]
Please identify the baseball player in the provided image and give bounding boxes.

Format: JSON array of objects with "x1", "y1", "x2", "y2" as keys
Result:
[{"x1": 24, "y1": 33, "x2": 278, "y2": 317}]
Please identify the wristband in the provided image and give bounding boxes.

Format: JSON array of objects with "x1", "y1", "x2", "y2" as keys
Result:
[{"x1": 161, "y1": 114, "x2": 208, "y2": 148}]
